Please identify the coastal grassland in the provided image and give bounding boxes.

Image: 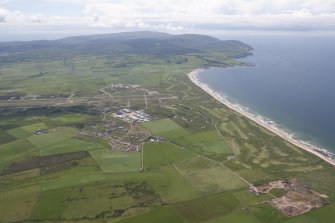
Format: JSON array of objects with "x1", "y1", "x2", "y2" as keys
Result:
[
  {"x1": 6, "y1": 126, "x2": 32, "y2": 138},
  {"x1": 40, "y1": 138, "x2": 105, "y2": 156},
  {"x1": 0, "y1": 185, "x2": 40, "y2": 222},
  {"x1": 31, "y1": 187, "x2": 72, "y2": 220},
  {"x1": 48, "y1": 113, "x2": 93, "y2": 125},
  {"x1": 20, "y1": 122, "x2": 48, "y2": 133},
  {"x1": 174, "y1": 130, "x2": 232, "y2": 157},
  {"x1": 207, "y1": 210, "x2": 262, "y2": 223},
  {"x1": 283, "y1": 203, "x2": 335, "y2": 223},
  {"x1": 143, "y1": 142, "x2": 195, "y2": 169},
  {"x1": 150, "y1": 165, "x2": 200, "y2": 203},
  {"x1": 195, "y1": 102, "x2": 335, "y2": 198},
  {"x1": 61, "y1": 182, "x2": 137, "y2": 220},
  {"x1": 142, "y1": 118, "x2": 190, "y2": 139},
  {"x1": 89, "y1": 149, "x2": 142, "y2": 173},
  {"x1": 175, "y1": 156, "x2": 248, "y2": 193},
  {"x1": 0, "y1": 139, "x2": 37, "y2": 171},
  {"x1": 27, "y1": 127, "x2": 78, "y2": 148},
  {"x1": 0, "y1": 129, "x2": 16, "y2": 144},
  {"x1": 173, "y1": 192, "x2": 240, "y2": 223},
  {"x1": 116, "y1": 207, "x2": 184, "y2": 223},
  {"x1": 5, "y1": 122, "x2": 47, "y2": 139}
]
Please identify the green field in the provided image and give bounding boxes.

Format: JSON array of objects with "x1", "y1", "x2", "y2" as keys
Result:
[
  {"x1": 21, "y1": 122, "x2": 48, "y2": 133},
  {"x1": 0, "y1": 139, "x2": 37, "y2": 171},
  {"x1": 48, "y1": 113, "x2": 93, "y2": 125},
  {"x1": 142, "y1": 118, "x2": 190, "y2": 138},
  {"x1": 89, "y1": 149, "x2": 142, "y2": 173},
  {"x1": 208, "y1": 210, "x2": 262, "y2": 223},
  {"x1": 40, "y1": 138, "x2": 105, "y2": 156},
  {"x1": 6, "y1": 127, "x2": 32, "y2": 138},
  {"x1": 173, "y1": 192, "x2": 240, "y2": 223},
  {"x1": 151, "y1": 165, "x2": 200, "y2": 203},
  {"x1": 143, "y1": 142, "x2": 195, "y2": 169},
  {"x1": 0, "y1": 186, "x2": 40, "y2": 222},
  {"x1": 117, "y1": 207, "x2": 184, "y2": 223},
  {"x1": 181, "y1": 130, "x2": 232, "y2": 155},
  {"x1": 27, "y1": 127, "x2": 78, "y2": 148},
  {"x1": 0, "y1": 129, "x2": 17, "y2": 144},
  {"x1": 31, "y1": 187, "x2": 71, "y2": 220},
  {"x1": 176, "y1": 156, "x2": 248, "y2": 193}
]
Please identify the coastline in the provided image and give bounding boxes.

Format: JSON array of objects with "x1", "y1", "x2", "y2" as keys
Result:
[{"x1": 187, "y1": 68, "x2": 335, "y2": 167}]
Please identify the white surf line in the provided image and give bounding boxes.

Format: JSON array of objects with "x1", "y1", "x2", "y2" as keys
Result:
[
  {"x1": 199, "y1": 154, "x2": 252, "y2": 187},
  {"x1": 172, "y1": 163, "x2": 185, "y2": 176}
]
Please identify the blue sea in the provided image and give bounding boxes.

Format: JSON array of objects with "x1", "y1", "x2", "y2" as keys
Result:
[{"x1": 197, "y1": 32, "x2": 335, "y2": 154}]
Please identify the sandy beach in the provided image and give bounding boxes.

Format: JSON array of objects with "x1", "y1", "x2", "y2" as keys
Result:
[{"x1": 187, "y1": 69, "x2": 335, "y2": 167}]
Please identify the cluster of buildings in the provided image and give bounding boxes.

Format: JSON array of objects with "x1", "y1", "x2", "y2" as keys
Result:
[
  {"x1": 33, "y1": 129, "x2": 48, "y2": 135},
  {"x1": 113, "y1": 109, "x2": 157, "y2": 123},
  {"x1": 148, "y1": 136, "x2": 165, "y2": 142},
  {"x1": 80, "y1": 124, "x2": 128, "y2": 139},
  {"x1": 108, "y1": 84, "x2": 141, "y2": 92},
  {"x1": 109, "y1": 140, "x2": 141, "y2": 152}
]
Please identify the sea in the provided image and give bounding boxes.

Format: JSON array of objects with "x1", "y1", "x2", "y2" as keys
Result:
[{"x1": 196, "y1": 31, "x2": 335, "y2": 155}]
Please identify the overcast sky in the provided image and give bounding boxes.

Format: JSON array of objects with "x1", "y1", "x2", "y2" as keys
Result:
[{"x1": 1, "y1": 0, "x2": 335, "y2": 40}]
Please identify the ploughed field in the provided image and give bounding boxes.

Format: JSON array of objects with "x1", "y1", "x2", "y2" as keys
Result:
[{"x1": 1, "y1": 32, "x2": 335, "y2": 223}]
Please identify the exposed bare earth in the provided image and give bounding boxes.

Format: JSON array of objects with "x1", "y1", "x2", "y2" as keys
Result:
[{"x1": 253, "y1": 179, "x2": 328, "y2": 217}]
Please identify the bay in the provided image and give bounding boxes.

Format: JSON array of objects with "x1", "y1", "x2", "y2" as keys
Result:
[{"x1": 197, "y1": 34, "x2": 335, "y2": 153}]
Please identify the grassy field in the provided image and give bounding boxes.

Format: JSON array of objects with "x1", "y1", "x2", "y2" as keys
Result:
[
  {"x1": 40, "y1": 138, "x2": 105, "y2": 156},
  {"x1": 0, "y1": 139, "x2": 37, "y2": 171},
  {"x1": 0, "y1": 186, "x2": 40, "y2": 222},
  {"x1": 27, "y1": 127, "x2": 78, "y2": 148},
  {"x1": 143, "y1": 142, "x2": 195, "y2": 169},
  {"x1": 31, "y1": 187, "x2": 71, "y2": 220},
  {"x1": 151, "y1": 165, "x2": 200, "y2": 203},
  {"x1": 175, "y1": 156, "x2": 248, "y2": 194},
  {"x1": 117, "y1": 207, "x2": 184, "y2": 223},
  {"x1": 89, "y1": 149, "x2": 142, "y2": 173},
  {"x1": 142, "y1": 118, "x2": 190, "y2": 139},
  {"x1": 173, "y1": 192, "x2": 240, "y2": 223},
  {"x1": 179, "y1": 130, "x2": 232, "y2": 155}
]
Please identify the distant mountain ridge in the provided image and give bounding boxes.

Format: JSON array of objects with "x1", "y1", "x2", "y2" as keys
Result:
[{"x1": 0, "y1": 31, "x2": 253, "y2": 62}]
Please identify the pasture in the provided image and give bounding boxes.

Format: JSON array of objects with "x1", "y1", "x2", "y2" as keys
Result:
[
  {"x1": 175, "y1": 156, "x2": 248, "y2": 194},
  {"x1": 143, "y1": 142, "x2": 195, "y2": 169},
  {"x1": 27, "y1": 127, "x2": 78, "y2": 148},
  {"x1": 0, "y1": 186, "x2": 40, "y2": 222},
  {"x1": 89, "y1": 149, "x2": 142, "y2": 173},
  {"x1": 40, "y1": 138, "x2": 105, "y2": 156},
  {"x1": 142, "y1": 118, "x2": 190, "y2": 138}
]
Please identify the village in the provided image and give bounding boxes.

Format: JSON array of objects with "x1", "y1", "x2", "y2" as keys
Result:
[{"x1": 77, "y1": 106, "x2": 160, "y2": 153}]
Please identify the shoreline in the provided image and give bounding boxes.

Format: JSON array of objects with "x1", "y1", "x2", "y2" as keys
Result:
[{"x1": 187, "y1": 68, "x2": 335, "y2": 167}]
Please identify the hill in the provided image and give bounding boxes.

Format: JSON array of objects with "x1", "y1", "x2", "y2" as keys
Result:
[{"x1": 0, "y1": 31, "x2": 252, "y2": 62}]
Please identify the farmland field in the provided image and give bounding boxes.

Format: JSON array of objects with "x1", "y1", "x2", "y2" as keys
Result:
[
  {"x1": 142, "y1": 118, "x2": 190, "y2": 138},
  {"x1": 175, "y1": 156, "x2": 248, "y2": 193},
  {"x1": 89, "y1": 149, "x2": 142, "y2": 173},
  {"x1": 143, "y1": 142, "x2": 195, "y2": 169}
]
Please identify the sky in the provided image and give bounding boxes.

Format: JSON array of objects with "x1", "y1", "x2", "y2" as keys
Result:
[{"x1": 1, "y1": 0, "x2": 335, "y2": 40}]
